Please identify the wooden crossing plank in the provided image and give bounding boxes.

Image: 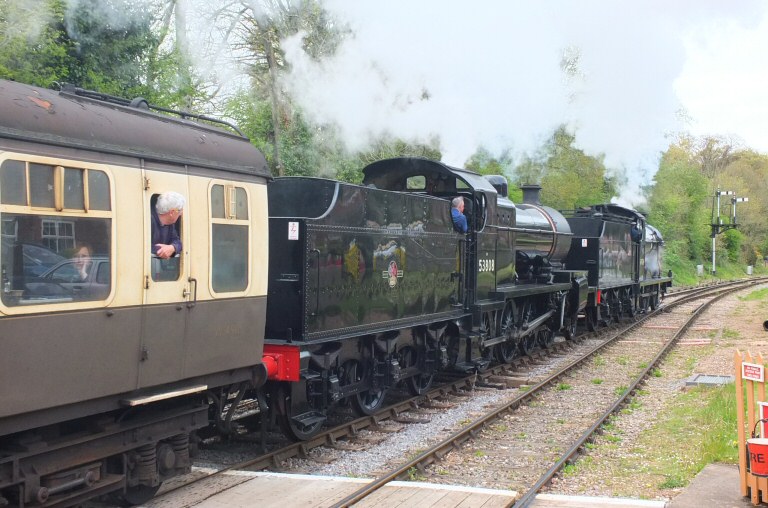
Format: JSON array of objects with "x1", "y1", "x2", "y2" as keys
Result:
[
  {"x1": 358, "y1": 485, "x2": 420, "y2": 506},
  {"x1": 456, "y1": 493, "x2": 496, "y2": 507},
  {"x1": 149, "y1": 471, "x2": 518, "y2": 508}
]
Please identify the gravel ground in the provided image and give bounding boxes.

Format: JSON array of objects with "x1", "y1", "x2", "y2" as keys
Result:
[
  {"x1": 273, "y1": 336, "x2": 607, "y2": 477},
  {"x1": 545, "y1": 282, "x2": 768, "y2": 500},
  {"x1": 280, "y1": 283, "x2": 768, "y2": 502}
]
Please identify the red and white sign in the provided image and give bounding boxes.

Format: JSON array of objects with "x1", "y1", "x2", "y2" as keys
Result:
[{"x1": 743, "y1": 362, "x2": 765, "y2": 382}]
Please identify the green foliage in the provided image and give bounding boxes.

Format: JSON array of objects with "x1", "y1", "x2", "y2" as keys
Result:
[
  {"x1": 225, "y1": 93, "x2": 336, "y2": 178},
  {"x1": 0, "y1": 0, "x2": 74, "y2": 87},
  {"x1": 406, "y1": 466, "x2": 424, "y2": 481},
  {"x1": 64, "y1": 0, "x2": 158, "y2": 94},
  {"x1": 465, "y1": 147, "x2": 522, "y2": 202},
  {"x1": 740, "y1": 288, "x2": 768, "y2": 301},
  {"x1": 658, "y1": 475, "x2": 686, "y2": 489},
  {"x1": 512, "y1": 126, "x2": 617, "y2": 209},
  {"x1": 641, "y1": 384, "x2": 737, "y2": 488},
  {"x1": 723, "y1": 229, "x2": 743, "y2": 263},
  {"x1": 0, "y1": 0, "x2": 201, "y2": 109},
  {"x1": 465, "y1": 146, "x2": 513, "y2": 176},
  {"x1": 647, "y1": 140, "x2": 711, "y2": 265},
  {"x1": 647, "y1": 135, "x2": 768, "y2": 280},
  {"x1": 358, "y1": 137, "x2": 441, "y2": 167}
]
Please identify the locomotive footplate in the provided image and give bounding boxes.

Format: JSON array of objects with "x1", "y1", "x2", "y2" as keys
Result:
[{"x1": 489, "y1": 281, "x2": 572, "y2": 300}]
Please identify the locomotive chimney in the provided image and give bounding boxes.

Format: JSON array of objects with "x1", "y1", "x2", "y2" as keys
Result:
[{"x1": 520, "y1": 184, "x2": 542, "y2": 205}]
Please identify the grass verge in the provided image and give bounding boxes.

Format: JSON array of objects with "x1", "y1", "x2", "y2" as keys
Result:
[
  {"x1": 564, "y1": 383, "x2": 738, "y2": 499},
  {"x1": 635, "y1": 383, "x2": 738, "y2": 489}
]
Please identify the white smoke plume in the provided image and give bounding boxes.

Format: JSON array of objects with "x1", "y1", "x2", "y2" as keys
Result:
[
  {"x1": 6, "y1": 0, "x2": 767, "y2": 206},
  {"x1": 280, "y1": 0, "x2": 767, "y2": 206}
]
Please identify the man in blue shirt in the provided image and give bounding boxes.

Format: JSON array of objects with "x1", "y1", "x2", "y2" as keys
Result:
[
  {"x1": 451, "y1": 197, "x2": 467, "y2": 233},
  {"x1": 152, "y1": 191, "x2": 185, "y2": 258}
]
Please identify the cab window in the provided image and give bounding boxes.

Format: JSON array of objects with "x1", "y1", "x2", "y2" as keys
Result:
[
  {"x1": 0, "y1": 159, "x2": 112, "y2": 306},
  {"x1": 210, "y1": 184, "x2": 249, "y2": 293},
  {"x1": 406, "y1": 176, "x2": 425, "y2": 190}
]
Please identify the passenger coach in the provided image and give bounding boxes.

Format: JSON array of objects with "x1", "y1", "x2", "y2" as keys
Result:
[{"x1": 0, "y1": 80, "x2": 271, "y2": 505}]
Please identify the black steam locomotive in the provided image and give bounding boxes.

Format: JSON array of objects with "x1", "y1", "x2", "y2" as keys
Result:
[
  {"x1": 0, "y1": 79, "x2": 670, "y2": 507},
  {"x1": 262, "y1": 157, "x2": 671, "y2": 440}
]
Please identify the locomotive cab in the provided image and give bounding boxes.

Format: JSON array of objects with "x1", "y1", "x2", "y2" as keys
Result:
[
  {"x1": 644, "y1": 224, "x2": 665, "y2": 278},
  {"x1": 364, "y1": 158, "x2": 585, "y2": 364},
  {"x1": 363, "y1": 157, "x2": 505, "y2": 304}
]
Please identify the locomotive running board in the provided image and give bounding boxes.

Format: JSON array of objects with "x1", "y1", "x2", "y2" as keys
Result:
[{"x1": 120, "y1": 384, "x2": 207, "y2": 406}]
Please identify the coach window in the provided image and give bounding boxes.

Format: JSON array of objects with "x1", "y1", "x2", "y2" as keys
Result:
[
  {"x1": 150, "y1": 193, "x2": 183, "y2": 282},
  {"x1": 0, "y1": 159, "x2": 112, "y2": 307},
  {"x1": 210, "y1": 184, "x2": 249, "y2": 293}
]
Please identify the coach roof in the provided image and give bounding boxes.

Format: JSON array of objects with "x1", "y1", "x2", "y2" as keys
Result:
[{"x1": 0, "y1": 79, "x2": 270, "y2": 177}]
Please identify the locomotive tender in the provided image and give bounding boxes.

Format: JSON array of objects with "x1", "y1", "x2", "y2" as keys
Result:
[{"x1": 0, "y1": 79, "x2": 671, "y2": 506}]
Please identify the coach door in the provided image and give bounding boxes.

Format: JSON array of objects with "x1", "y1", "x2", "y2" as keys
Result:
[{"x1": 139, "y1": 169, "x2": 190, "y2": 388}]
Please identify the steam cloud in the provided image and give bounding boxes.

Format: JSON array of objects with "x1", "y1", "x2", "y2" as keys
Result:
[
  {"x1": 6, "y1": 0, "x2": 767, "y2": 206},
  {"x1": 280, "y1": 0, "x2": 767, "y2": 205}
]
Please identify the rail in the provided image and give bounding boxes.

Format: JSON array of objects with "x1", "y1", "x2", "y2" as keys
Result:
[
  {"x1": 329, "y1": 279, "x2": 765, "y2": 508},
  {"x1": 511, "y1": 279, "x2": 760, "y2": 507}
]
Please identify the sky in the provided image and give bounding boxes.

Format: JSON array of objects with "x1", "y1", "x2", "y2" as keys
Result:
[
  {"x1": 12, "y1": 0, "x2": 768, "y2": 205},
  {"x1": 277, "y1": 1, "x2": 768, "y2": 205},
  {"x1": 675, "y1": 9, "x2": 768, "y2": 148}
]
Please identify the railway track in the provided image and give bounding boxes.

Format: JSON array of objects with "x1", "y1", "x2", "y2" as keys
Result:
[
  {"x1": 323, "y1": 278, "x2": 764, "y2": 508},
  {"x1": 664, "y1": 278, "x2": 751, "y2": 299},
  {"x1": 141, "y1": 330, "x2": 593, "y2": 504},
  {"x1": 131, "y1": 277, "x2": 767, "y2": 507}
]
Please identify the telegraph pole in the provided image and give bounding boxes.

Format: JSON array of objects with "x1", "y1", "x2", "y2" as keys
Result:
[{"x1": 710, "y1": 189, "x2": 748, "y2": 275}]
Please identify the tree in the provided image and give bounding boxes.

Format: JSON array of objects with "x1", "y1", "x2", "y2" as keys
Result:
[
  {"x1": 648, "y1": 139, "x2": 719, "y2": 268},
  {"x1": 0, "y1": 0, "x2": 199, "y2": 108},
  {"x1": 0, "y1": 0, "x2": 76, "y2": 87},
  {"x1": 465, "y1": 147, "x2": 513, "y2": 177},
  {"x1": 723, "y1": 229, "x2": 743, "y2": 263},
  {"x1": 214, "y1": 0, "x2": 345, "y2": 176},
  {"x1": 512, "y1": 126, "x2": 617, "y2": 209},
  {"x1": 694, "y1": 135, "x2": 737, "y2": 179}
]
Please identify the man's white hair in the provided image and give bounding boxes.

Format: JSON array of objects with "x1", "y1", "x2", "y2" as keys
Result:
[{"x1": 156, "y1": 191, "x2": 186, "y2": 214}]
